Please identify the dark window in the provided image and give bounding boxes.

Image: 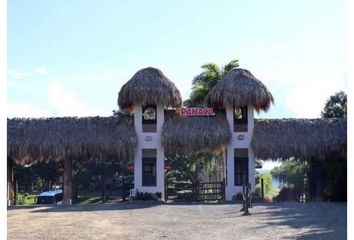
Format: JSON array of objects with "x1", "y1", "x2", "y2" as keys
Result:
[
  {"x1": 142, "y1": 157, "x2": 156, "y2": 186},
  {"x1": 234, "y1": 106, "x2": 248, "y2": 124},
  {"x1": 142, "y1": 105, "x2": 157, "y2": 124},
  {"x1": 235, "y1": 157, "x2": 248, "y2": 186}
]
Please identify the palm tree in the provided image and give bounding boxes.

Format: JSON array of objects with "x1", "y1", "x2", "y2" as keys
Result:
[{"x1": 184, "y1": 59, "x2": 239, "y2": 107}]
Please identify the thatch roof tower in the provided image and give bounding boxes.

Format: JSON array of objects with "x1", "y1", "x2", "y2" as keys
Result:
[
  {"x1": 205, "y1": 68, "x2": 274, "y2": 111},
  {"x1": 118, "y1": 67, "x2": 182, "y2": 112}
]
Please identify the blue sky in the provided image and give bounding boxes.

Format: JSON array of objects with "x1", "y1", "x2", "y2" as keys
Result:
[{"x1": 7, "y1": 0, "x2": 347, "y2": 119}]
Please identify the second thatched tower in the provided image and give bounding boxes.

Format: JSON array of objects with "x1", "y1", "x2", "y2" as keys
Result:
[{"x1": 205, "y1": 68, "x2": 274, "y2": 200}]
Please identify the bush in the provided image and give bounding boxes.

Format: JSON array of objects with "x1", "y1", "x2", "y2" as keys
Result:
[
  {"x1": 17, "y1": 193, "x2": 37, "y2": 205},
  {"x1": 251, "y1": 192, "x2": 262, "y2": 201},
  {"x1": 232, "y1": 192, "x2": 244, "y2": 201},
  {"x1": 275, "y1": 187, "x2": 300, "y2": 202},
  {"x1": 134, "y1": 192, "x2": 162, "y2": 201}
]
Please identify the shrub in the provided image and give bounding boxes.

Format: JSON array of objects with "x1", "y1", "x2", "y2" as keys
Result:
[
  {"x1": 251, "y1": 192, "x2": 262, "y2": 201},
  {"x1": 275, "y1": 187, "x2": 300, "y2": 202},
  {"x1": 232, "y1": 192, "x2": 244, "y2": 201},
  {"x1": 134, "y1": 192, "x2": 162, "y2": 201}
]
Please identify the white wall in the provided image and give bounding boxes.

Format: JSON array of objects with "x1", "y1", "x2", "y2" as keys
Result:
[
  {"x1": 134, "y1": 103, "x2": 165, "y2": 197},
  {"x1": 225, "y1": 105, "x2": 255, "y2": 201}
]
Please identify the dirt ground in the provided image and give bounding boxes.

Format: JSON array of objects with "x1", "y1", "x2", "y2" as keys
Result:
[{"x1": 7, "y1": 202, "x2": 346, "y2": 240}]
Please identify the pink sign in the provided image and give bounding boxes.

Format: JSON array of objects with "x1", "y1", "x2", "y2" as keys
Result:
[{"x1": 180, "y1": 107, "x2": 215, "y2": 116}]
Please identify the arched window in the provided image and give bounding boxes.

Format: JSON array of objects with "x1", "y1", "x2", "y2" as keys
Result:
[
  {"x1": 142, "y1": 105, "x2": 157, "y2": 132},
  {"x1": 142, "y1": 105, "x2": 157, "y2": 124},
  {"x1": 234, "y1": 106, "x2": 248, "y2": 132}
]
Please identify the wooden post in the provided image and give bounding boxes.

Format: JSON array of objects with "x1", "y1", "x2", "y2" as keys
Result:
[
  {"x1": 122, "y1": 177, "x2": 126, "y2": 201},
  {"x1": 63, "y1": 159, "x2": 72, "y2": 205},
  {"x1": 242, "y1": 184, "x2": 251, "y2": 216},
  {"x1": 7, "y1": 158, "x2": 14, "y2": 206},
  {"x1": 261, "y1": 178, "x2": 264, "y2": 200},
  {"x1": 14, "y1": 177, "x2": 18, "y2": 205},
  {"x1": 164, "y1": 177, "x2": 168, "y2": 202},
  {"x1": 222, "y1": 178, "x2": 226, "y2": 201},
  {"x1": 240, "y1": 185, "x2": 246, "y2": 212},
  {"x1": 248, "y1": 182, "x2": 252, "y2": 208}
]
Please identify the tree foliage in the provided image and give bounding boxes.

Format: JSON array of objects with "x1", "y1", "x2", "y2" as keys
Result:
[
  {"x1": 255, "y1": 172, "x2": 279, "y2": 197},
  {"x1": 184, "y1": 59, "x2": 239, "y2": 107},
  {"x1": 166, "y1": 152, "x2": 216, "y2": 185},
  {"x1": 321, "y1": 91, "x2": 347, "y2": 118},
  {"x1": 271, "y1": 160, "x2": 309, "y2": 192}
]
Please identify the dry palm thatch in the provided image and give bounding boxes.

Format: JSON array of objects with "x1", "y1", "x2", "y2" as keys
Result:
[
  {"x1": 205, "y1": 68, "x2": 274, "y2": 112},
  {"x1": 7, "y1": 116, "x2": 137, "y2": 165},
  {"x1": 252, "y1": 118, "x2": 347, "y2": 160},
  {"x1": 118, "y1": 67, "x2": 182, "y2": 112},
  {"x1": 162, "y1": 113, "x2": 231, "y2": 155}
]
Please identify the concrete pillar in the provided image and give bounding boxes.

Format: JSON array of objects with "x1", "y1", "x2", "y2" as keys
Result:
[
  {"x1": 225, "y1": 105, "x2": 255, "y2": 201},
  {"x1": 134, "y1": 103, "x2": 165, "y2": 198}
]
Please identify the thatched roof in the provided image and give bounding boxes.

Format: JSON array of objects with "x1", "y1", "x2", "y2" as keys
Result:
[
  {"x1": 7, "y1": 116, "x2": 137, "y2": 165},
  {"x1": 118, "y1": 67, "x2": 182, "y2": 112},
  {"x1": 162, "y1": 113, "x2": 231, "y2": 155},
  {"x1": 205, "y1": 68, "x2": 274, "y2": 112},
  {"x1": 252, "y1": 118, "x2": 347, "y2": 160}
]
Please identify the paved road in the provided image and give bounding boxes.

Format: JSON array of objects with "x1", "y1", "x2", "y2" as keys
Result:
[{"x1": 7, "y1": 202, "x2": 346, "y2": 240}]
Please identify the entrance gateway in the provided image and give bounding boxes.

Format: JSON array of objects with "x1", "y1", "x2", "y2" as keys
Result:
[
  {"x1": 117, "y1": 67, "x2": 274, "y2": 201},
  {"x1": 132, "y1": 104, "x2": 255, "y2": 201}
]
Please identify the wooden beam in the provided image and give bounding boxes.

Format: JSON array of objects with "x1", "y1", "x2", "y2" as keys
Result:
[
  {"x1": 7, "y1": 158, "x2": 14, "y2": 206},
  {"x1": 63, "y1": 159, "x2": 72, "y2": 205}
]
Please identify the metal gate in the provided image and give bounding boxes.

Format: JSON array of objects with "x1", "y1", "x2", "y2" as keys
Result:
[{"x1": 194, "y1": 181, "x2": 225, "y2": 202}]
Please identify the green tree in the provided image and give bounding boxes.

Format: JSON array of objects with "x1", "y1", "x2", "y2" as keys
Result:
[
  {"x1": 166, "y1": 152, "x2": 216, "y2": 185},
  {"x1": 320, "y1": 91, "x2": 347, "y2": 201},
  {"x1": 184, "y1": 59, "x2": 239, "y2": 107},
  {"x1": 271, "y1": 160, "x2": 309, "y2": 193},
  {"x1": 256, "y1": 172, "x2": 278, "y2": 196},
  {"x1": 86, "y1": 160, "x2": 122, "y2": 202},
  {"x1": 321, "y1": 91, "x2": 347, "y2": 118}
]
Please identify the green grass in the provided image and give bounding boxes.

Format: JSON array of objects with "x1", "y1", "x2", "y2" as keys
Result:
[
  {"x1": 268, "y1": 187, "x2": 280, "y2": 197},
  {"x1": 18, "y1": 193, "x2": 37, "y2": 205}
]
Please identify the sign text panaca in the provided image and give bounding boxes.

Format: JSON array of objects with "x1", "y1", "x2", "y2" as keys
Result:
[{"x1": 180, "y1": 107, "x2": 215, "y2": 116}]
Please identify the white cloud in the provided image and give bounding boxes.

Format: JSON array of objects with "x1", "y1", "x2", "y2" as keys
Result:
[
  {"x1": 260, "y1": 70, "x2": 347, "y2": 118},
  {"x1": 35, "y1": 67, "x2": 47, "y2": 75},
  {"x1": 7, "y1": 69, "x2": 31, "y2": 80},
  {"x1": 7, "y1": 102, "x2": 50, "y2": 118},
  {"x1": 48, "y1": 83, "x2": 96, "y2": 117},
  {"x1": 285, "y1": 73, "x2": 346, "y2": 118}
]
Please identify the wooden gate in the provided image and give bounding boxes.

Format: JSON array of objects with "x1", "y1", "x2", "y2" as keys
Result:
[{"x1": 194, "y1": 181, "x2": 225, "y2": 202}]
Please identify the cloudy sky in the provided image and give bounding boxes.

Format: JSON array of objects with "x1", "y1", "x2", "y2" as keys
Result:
[{"x1": 7, "y1": 0, "x2": 346, "y2": 119}]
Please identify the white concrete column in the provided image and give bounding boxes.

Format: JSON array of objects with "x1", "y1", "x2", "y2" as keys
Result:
[
  {"x1": 133, "y1": 103, "x2": 165, "y2": 198},
  {"x1": 225, "y1": 105, "x2": 255, "y2": 200}
]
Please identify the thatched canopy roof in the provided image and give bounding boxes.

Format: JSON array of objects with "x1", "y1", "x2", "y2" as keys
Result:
[
  {"x1": 162, "y1": 113, "x2": 231, "y2": 155},
  {"x1": 118, "y1": 67, "x2": 182, "y2": 112},
  {"x1": 252, "y1": 118, "x2": 347, "y2": 160},
  {"x1": 8, "y1": 116, "x2": 137, "y2": 165},
  {"x1": 205, "y1": 68, "x2": 274, "y2": 112}
]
